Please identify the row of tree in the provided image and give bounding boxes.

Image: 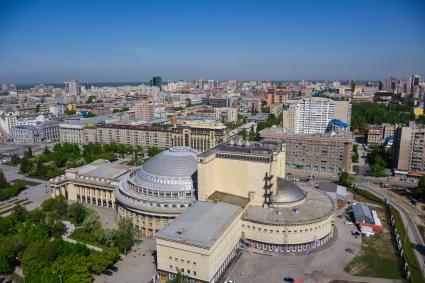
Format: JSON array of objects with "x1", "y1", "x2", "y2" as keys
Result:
[{"x1": 12, "y1": 142, "x2": 155, "y2": 180}]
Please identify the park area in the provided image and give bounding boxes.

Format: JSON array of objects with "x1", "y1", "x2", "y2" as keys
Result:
[{"x1": 0, "y1": 197, "x2": 136, "y2": 283}]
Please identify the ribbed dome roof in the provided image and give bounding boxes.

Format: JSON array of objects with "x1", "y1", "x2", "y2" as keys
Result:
[
  {"x1": 271, "y1": 179, "x2": 306, "y2": 206},
  {"x1": 141, "y1": 146, "x2": 198, "y2": 177}
]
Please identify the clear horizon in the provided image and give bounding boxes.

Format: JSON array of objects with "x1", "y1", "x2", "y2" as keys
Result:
[{"x1": 1, "y1": 0, "x2": 424, "y2": 84}]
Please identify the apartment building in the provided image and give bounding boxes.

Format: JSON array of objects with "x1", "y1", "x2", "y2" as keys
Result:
[
  {"x1": 135, "y1": 96, "x2": 154, "y2": 121},
  {"x1": 366, "y1": 123, "x2": 397, "y2": 145},
  {"x1": 260, "y1": 126, "x2": 353, "y2": 173},
  {"x1": 282, "y1": 97, "x2": 351, "y2": 134},
  {"x1": 392, "y1": 122, "x2": 425, "y2": 171},
  {"x1": 90, "y1": 124, "x2": 171, "y2": 149},
  {"x1": 213, "y1": 107, "x2": 238, "y2": 123}
]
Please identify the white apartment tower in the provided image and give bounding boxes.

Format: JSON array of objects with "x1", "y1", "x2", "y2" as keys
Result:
[{"x1": 282, "y1": 97, "x2": 351, "y2": 134}]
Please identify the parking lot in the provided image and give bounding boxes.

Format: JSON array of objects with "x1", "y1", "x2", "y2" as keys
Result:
[{"x1": 226, "y1": 209, "x2": 401, "y2": 283}]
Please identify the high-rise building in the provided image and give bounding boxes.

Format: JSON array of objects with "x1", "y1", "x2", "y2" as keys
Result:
[
  {"x1": 392, "y1": 122, "x2": 425, "y2": 171},
  {"x1": 65, "y1": 80, "x2": 80, "y2": 96},
  {"x1": 208, "y1": 79, "x2": 215, "y2": 90},
  {"x1": 152, "y1": 76, "x2": 162, "y2": 90},
  {"x1": 282, "y1": 97, "x2": 351, "y2": 134},
  {"x1": 135, "y1": 96, "x2": 154, "y2": 121}
]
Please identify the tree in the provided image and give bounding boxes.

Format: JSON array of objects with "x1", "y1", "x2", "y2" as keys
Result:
[
  {"x1": 167, "y1": 269, "x2": 189, "y2": 283},
  {"x1": 11, "y1": 205, "x2": 27, "y2": 223},
  {"x1": 0, "y1": 240, "x2": 17, "y2": 274},
  {"x1": 415, "y1": 176, "x2": 425, "y2": 199},
  {"x1": 115, "y1": 218, "x2": 134, "y2": 253},
  {"x1": 24, "y1": 146, "x2": 33, "y2": 159},
  {"x1": 19, "y1": 157, "x2": 31, "y2": 174},
  {"x1": 0, "y1": 169, "x2": 8, "y2": 188},
  {"x1": 43, "y1": 145, "x2": 51, "y2": 155},
  {"x1": 10, "y1": 154, "x2": 20, "y2": 165},
  {"x1": 67, "y1": 203, "x2": 87, "y2": 224},
  {"x1": 35, "y1": 104, "x2": 41, "y2": 113},
  {"x1": 82, "y1": 211, "x2": 100, "y2": 233},
  {"x1": 148, "y1": 147, "x2": 161, "y2": 157},
  {"x1": 239, "y1": 128, "x2": 248, "y2": 141},
  {"x1": 41, "y1": 196, "x2": 68, "y2": 217},
  {"x1": 339, "y1": 172, "x2": 355, "y2": 188},
  {"x1": 52, "y1": 254, "x2": 92, "y2": 283}
]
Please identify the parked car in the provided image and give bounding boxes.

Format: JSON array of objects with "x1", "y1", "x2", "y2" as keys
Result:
[
  {"x1": 351, "y1": 230, "x2": 361, "y2": 236},
  {"x1": 344, "y1": 220, "x2": 353, "y2": 225},
  {"x1": 345, "y1": 248, "x2": 355, "y2": 254},
  {"x1": 283, "y1": 277, "x2": 295, "y2": 283}
]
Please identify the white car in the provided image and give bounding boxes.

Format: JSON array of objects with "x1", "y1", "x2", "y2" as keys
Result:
[{"x1": 344, "y1": 221, "x2": 353, "y2": 225}]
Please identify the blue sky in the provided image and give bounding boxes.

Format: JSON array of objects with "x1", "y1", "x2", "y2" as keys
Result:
[{"x1": 0, "y1": 0, "x2": 424, "y2": 83}]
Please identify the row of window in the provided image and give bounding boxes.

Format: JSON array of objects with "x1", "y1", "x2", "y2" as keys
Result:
[
  {"x1": 120, "y1": 190, "x2": 192, "y2": 209},
  {"x1": 242, "y1": 222, "x2": 328, "y2": 233},
  {"x1": 169, "y1": 266, "x2": 196, "y2": 276}
]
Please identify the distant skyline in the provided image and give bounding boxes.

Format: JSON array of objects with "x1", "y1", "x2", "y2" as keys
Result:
[{"x1": 1, "y1": 0, "x2": 424, "y2": 84}]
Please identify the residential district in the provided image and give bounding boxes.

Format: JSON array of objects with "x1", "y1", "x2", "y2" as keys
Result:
[{"x1": 1, "y1": 76, "x2": 425, "y2": 283}]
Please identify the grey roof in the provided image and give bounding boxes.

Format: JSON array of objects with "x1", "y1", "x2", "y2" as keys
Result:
[
  {"x1": 318, "y1": 182, "x2": 338, "y2": 192},
  {"x1": 243, "y1": 184, "x2": 334, "y2": 224},
  {"x1": 271, "y1": 179, "x2": 306, "y2": 205},
  {"x1": 353, "y1": 203, "x2": 374, "y2": 224},
  {"x1": 74, "y1": 160, "x2": 132, "y2": 180},
  {"x1": 207, "y1": 191, "x2": 250, "y2": 208},
  {"x1": 156, "y1": 201, "x2": 242, "y2": 249},
  {"x1": 141, "y1": 147, "x2": 198, "y2": 177}
]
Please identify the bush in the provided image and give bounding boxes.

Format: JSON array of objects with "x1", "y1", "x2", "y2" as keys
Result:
[{"x1": 0, "y1": 181, "x2": 26, "y2": 201}]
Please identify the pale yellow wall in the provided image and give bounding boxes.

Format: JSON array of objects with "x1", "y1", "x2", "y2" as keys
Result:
[
  {"x1": 241, "y1": 215, "x2": 333, "y2": 245},
  {"x1": 156, "y1": 209, "x2": 242, "y2": 282},
  {"x1": 198, "y1": 149, "x2": 285, "y2": 206}
]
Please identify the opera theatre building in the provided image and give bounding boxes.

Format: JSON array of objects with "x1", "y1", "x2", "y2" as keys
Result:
[
  {"x1": 155, "y1": 141, "x2": 335, "y2": 283},
  {"x1": 50, "y1": 141, "x2": 335, "y2": 283}
]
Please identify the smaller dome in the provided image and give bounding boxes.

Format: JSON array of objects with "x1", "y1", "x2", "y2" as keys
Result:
[{"x1": 271, "y1": 179, "x2": 306, "y2": 206}]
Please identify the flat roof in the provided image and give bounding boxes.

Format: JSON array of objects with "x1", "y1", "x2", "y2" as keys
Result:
[
  {"x1": 207, "y1": 191, "x2": 250, "y2": 208},
  {"x1": 156, "y1": 201, "x2": 242, "y2": 249},
  {"x1": 72, "y1": 160, "x2": 133, "y2": 180}
]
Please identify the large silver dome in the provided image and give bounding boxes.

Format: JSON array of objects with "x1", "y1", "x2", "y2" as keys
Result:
[
  {"x1": 142, "y1": 146, "x2": 198, "y2": 178},
  {"x1": 132, "y1": 146, "x2": 198, "y2": 192},
  {"x1": 271, "y1": 179, "x2": 307, "y2": 206}
]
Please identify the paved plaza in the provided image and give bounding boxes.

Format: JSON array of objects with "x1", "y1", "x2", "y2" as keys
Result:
[
  {"x1": 226, "y1": 211, "x2": 402, "y2": 283},
  {"x1": 95, "y1": 237, "x2": 157, "y2": 283},
  {"x1": 0, "y1": 164, "x2": 51, "y2": 212}
]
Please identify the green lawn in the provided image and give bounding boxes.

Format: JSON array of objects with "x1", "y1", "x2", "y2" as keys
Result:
[{"x1": 345, "y1": 206, "x2": 403, "y2": 279}]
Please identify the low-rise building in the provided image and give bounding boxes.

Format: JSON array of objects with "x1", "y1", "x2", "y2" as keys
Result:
[
  {"x1": 11, "y1": 120, "x2": 60, "y2": 144},
  {"x1": 366, "y1": 123, "x2": 397, "y2": 145},
  {"x1": 50, "y1": 160, "x2": 133, "y2": 208}
]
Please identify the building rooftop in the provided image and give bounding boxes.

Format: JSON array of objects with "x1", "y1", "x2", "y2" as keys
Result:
[
  {"x1": 271, "y1": 179, "x2": 307, "y2": 205},
  {"x1": 198, "y1": 140, "x2": 282, "y2": 159},
  {"x1": 132, "y1": 146, "x2": 198, "y2": 192},
  {"x1": 207, "y1": 191, "x2": 250, "y2": 208},
  {"x1": 243, "y1": 183, "x2": 334, "y2": 224},
  {"x1": 156, "y1": 201, "x2": 242, "y2": 249},
  {"x1": 72, "y1": 159, "x2": 132, "y2": 180}
]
